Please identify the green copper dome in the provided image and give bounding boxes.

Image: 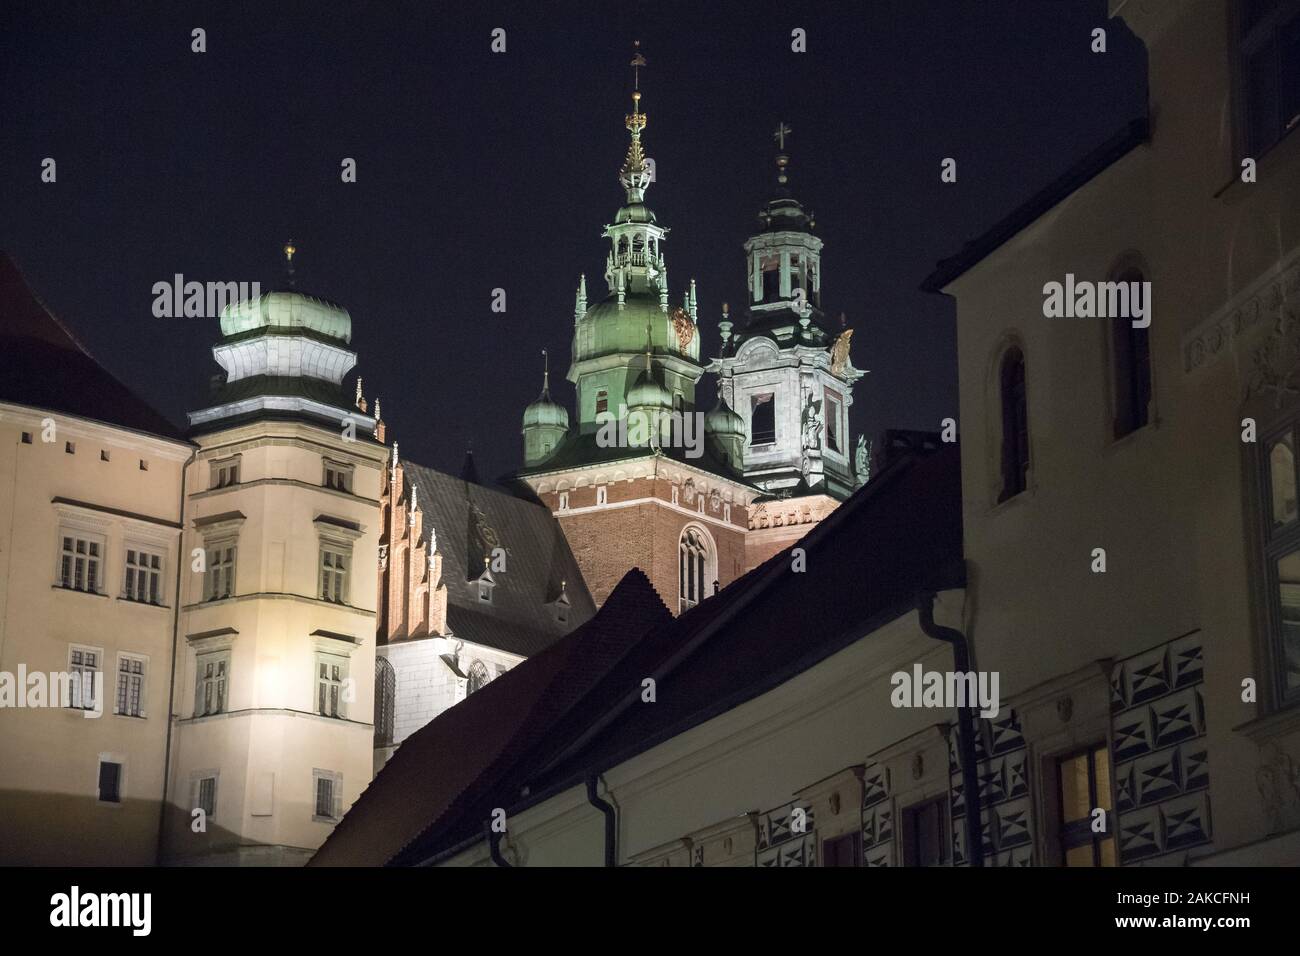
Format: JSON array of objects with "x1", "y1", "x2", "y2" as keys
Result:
[
  {"x1": 219, "y1": 291, "x2": 352, "y2": 344},
  {"x1": 705, "y1": 393, "x2": 744, "y2": 437},
  {"x1": 627, "y1": 362, "x2": 670, "y2": 409},
  {"x1": 523, "y1": 386, "x2": 569, "y2": 430},
  {"x1": 573, "y1": 293, "x2": 698, "y2": 365}
]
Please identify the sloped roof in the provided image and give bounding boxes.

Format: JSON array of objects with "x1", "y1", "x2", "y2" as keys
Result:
[
  {"x1": 0, "y1": 252, "x2": 187, "y2": 441},
  {"x1": 313, "y1": 444, "x2": 963, "y2": 866},
  {"x1": 309, "y1": 569, "x2": 671, "y2": 867},
  {"x1": 512, "y1": 430, "x2": 758, "y2": 491},
  {"x1": 400, "y1": 461, "x2": 595, "y2": 656}
]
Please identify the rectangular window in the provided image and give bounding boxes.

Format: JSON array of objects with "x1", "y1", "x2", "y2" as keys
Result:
[
  {"x1": 323, "y1": 460, "x2": 353, "y2": 493},
  {"x1": 195, "y1": 652, "x2": 229, "y2": 717},
  {"x1": 210, "y1": 457, "x2": 240, "y2": 489},
  {"x1": 204, "y1": 543, "x2": 236, "y2": 601},
  {"x1": 1238, "y1": 0, "x2": 1300, "y2": 156},
  {"x1": 1057, "y1": 744, "x2": 1116, "y2": 867},
  {"x1": 115, "y1": 654, "x2": 146, "y2": 717},
  {"x1": 68, "y1": 646, "x2": 100, "y2": 711},
  {"x1": 825, "y1": 390, "x2": 843, "y2": 453},
  {"x1": 901, "y1": 796, "x2": 950, "y2": 866},
  {"x1": 595, "y1": 390, "x2": 609, "y2": 416},
  {"x1": 319, "y1": 545, "x2": 349, "y2": 604},
  {"x1": 750, "y1": 393, "x2": 776, "y2": 445},
  {"x1": 316, "y1": 655, "x2": 346, "y2": 718},
  {"x1": 98, "y1": 760, "x2": 122, "y2": 804},
  {"x1": 123, "y1": 547, "x2": 163, "y2": 604},
  {"x1": 59, "y1": 533, "x2": 102, "y2": 593},
  {"x1": 1263, "y1": 423, "x2": 1300, "y2": 701},
  {"x1": 195, "y1": 775, "x2": 217, "y2": 820},
  {"x1": 313, "y1": 770, "x2": 342, "y2": 822},
  {"x1": 822, "y1": 831, "x2": 861, "y2": 867}
]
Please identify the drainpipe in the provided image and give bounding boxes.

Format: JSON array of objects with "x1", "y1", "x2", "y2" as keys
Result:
[
  {"x1": 586, "y1": 773, "x2": 617, "y2": 867},
  {"x1": 916, "y1": 589, "x2": 985, "y2": 868},
  {"x1": 157, "y1": 445, "x2": 198, "y2": 864},
  {"x1": 486, "y1": 819, "x2": 513, "y2": 867}
]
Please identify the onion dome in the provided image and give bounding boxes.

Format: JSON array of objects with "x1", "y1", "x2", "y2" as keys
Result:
[
  {"x1": 523, "y1": 375, "x2": 569, "y2": 430},
  {"x1": 219, "y1": 290, "x2": 352, "y2": 343},
  {"x1": 627, "y1": 360, "x2": 670, "y2": 409},
  {"x1": 704, "y1": 392, "x2": 744, "y2": 438}
]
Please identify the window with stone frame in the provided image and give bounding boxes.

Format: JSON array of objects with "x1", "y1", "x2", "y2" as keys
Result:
[
  {"x1": 1056, "y1": 744, "x2": 1116, "y2": 867},
  {"x1": 1260, "y1": 418, "x2": 1300, "y2": 702},
  {"x1": 68, "y1": 645, "x2": 101, "y2": 711},
  {"x1": 312, "y1": 769, "x2": 342, "y2": 822},
  {"x1": 123, "y1": 546, "x2": 164, "y2": 604},
  {"x1": 316, "y1": 652, "x2": 348, "y2": 718},
  {"x1": 210, "y1": 456, "x2": 240, "y2": 489},
  {"x1": 195, "y1": 650, "x2": 230, "y2": 717},
  {"x1": 900, "y1": 796, "x2": 950, "y2": 866},
  {"x1": 114, "y1": 653, "x2": 147, "y2": 717},
  {"x1": 58, "y1": 530, "x2": 104, "y2": 593},
  {"x1": 319, "y1": 542, "x2": 350, "y2": 604},
  {"x1": 323, "y1": 459, "x2": 354, "y2": 493},
  {"x1": 822, "y1": 831, "x2": 861, "y2": 867},
  {"x1": 750, "y1": 393, "x2": 776, "y2": 445},
  {"x1": 825, "y1": 387, "x2": 844, "y2": 454},
  {"x1": 203, "y1": 540, "x2": 237, "y2": 601}
]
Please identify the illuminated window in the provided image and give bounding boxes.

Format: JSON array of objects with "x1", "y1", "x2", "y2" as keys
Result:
[
  {"x1": 68, "y1": 645, "x2": 101, "y2": 711},
  {"x1": 1056, "y1": 744, "x2": 1116, "y2": 866}
]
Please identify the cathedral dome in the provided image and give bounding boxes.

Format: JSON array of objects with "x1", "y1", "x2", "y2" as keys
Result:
[
  {"x1": 704, "y1": 393, "x2": 744, "y2": 438},
  {"x1": 574, "y1": 294, "x2": 697, "y2": 364},
  {"x1": 627, "y1": 363, "x2": 670, "y2": 409},
  {"x1": 219, "y1": 291, "x2": 352, "y2": 344}
]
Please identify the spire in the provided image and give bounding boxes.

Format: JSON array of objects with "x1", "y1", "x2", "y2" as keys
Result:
[
  {"x1": 619, "y1": 41, "x2": 651, "y2": 203},
  {"x1": 460, "y1": 447, "x2": 480, "y2": 485},
  {"x1": 574, "y1": 274, "x2": 587, "y2": 323},
  {"x1": 773, "y1": 123, "x2": 792, "y2": 187}
]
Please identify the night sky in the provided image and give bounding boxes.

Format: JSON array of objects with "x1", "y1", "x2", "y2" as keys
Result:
[{"x1": 0, "y1": 1, "x2": 1145, "y2": 482}]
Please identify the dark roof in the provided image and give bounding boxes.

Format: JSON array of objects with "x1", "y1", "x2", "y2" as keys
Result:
[
  {"x1": 0, "y1": 252, "x2": 188, "y2": 441},
  {"x1": 309, "y1": 569, "x2": 672, "y2": 867},
  {"x1": 919, "y1": 116, "x2": 1150, "y2": 293},
  {"x1": 400, "y1": 461, "x2": 596, "y2": 656},
  {"x1": 313, "y1": 444, "x2": 963, "y2": 866}
]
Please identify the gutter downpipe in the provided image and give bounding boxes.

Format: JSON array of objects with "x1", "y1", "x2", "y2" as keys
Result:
[
  {"x1": 586, "y1": 773, "x2": 617, "y2": 867},
  {"x1": 917, "y1": 588, "x2": 985, "y2": 868},
  {"x1": 157, "y1": 444, "x2": 198, "y2": 864}
]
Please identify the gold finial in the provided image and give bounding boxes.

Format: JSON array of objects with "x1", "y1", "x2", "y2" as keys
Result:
[
  {"x1": 284, "y1": 240, "x2": 296, "y2": 262},
  {"x1": 774, "y1": 123, "x2": 792, "y2": 185}
]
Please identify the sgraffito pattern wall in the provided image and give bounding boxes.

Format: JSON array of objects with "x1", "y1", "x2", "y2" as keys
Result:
[
  {"x1": 1110, "y1": 632, "x2": 1212, "y2": 863},
  {"x1": 755, "y1": 801, "x2": 818, "y2": 867},
  {"x1": 861, "y1": 761, "x2": 894, "y2": 866},
  {"x1": 951, "y1": 710, "x2": 1034, "y2": 866}
]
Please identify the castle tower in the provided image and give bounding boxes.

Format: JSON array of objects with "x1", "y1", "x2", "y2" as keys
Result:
[
  {"x1": 164, "y1": 247, "x2": 387, "y2": 864},
  {"x1": 708, "y1": 127, "x2": 867, "y2": 567},
  {"x1": 513, "y1": 45, "x2": 759, "y2": 611}
]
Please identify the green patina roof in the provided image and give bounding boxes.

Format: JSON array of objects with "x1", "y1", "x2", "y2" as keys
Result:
[
  {"x1": 219, "y1": 290, "x2": 352, "y2": 343},
  {"x1": 573, "y1": 292, "x2": 699, "y2": 366}
]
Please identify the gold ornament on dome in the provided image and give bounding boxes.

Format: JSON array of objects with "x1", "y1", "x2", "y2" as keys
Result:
[
  {"x1": 830, "y1": 328, "x2": 853, "y2": 376},
  {"x1": 672, "y1": 307, "x2": 695, "y2": 352}
]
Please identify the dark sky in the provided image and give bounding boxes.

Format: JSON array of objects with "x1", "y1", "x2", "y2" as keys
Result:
[{"x1": 0, "y1": 0, "x2": 1145, "y2": 481}]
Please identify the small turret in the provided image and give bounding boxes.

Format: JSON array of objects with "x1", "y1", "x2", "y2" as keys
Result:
[{"x1": 522, "y1": 350, "x2": 570, "y2": 466}]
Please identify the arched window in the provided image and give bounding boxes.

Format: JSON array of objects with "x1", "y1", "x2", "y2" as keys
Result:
[
  {"x1": 467, "y1": 660, "x2": 490, "y2": 695},
  {"x1": 998, "y1": 346, "x2": 1029, "y2": 502},
  {"x1": 679, "y1": 526, "x2": 714, "y2": 613},
  {"x1": 1112, "y1": 268, "x2": 1152, "y2": 438},
  {"x1": 374, "y1": 657, "x2": 396, "y2": 747},
  {"x1": 618, "y1": 236, "x2": 629, "y2": 258}
]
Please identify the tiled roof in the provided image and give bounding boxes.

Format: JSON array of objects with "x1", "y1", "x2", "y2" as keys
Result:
[
  {"x1": 0, "y1": 252, "x2": 187, "y2": 441},
  {"x1": 400, "y1": 461, "x2": 596, "y2": 656},
  {"x1": 313, "y1": 444, "x2": 963, "y2": 866}
]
